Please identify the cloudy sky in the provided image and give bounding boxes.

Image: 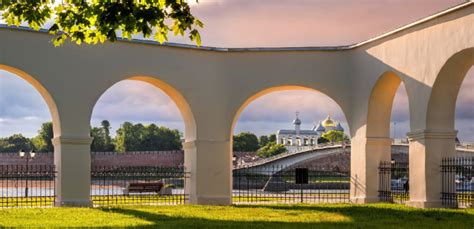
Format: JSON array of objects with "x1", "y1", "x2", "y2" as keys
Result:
[{"x1": 1, "y1": 0, "x2": 473, "y2": 141}]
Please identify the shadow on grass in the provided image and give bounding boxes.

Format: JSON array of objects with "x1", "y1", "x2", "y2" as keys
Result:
[
  {"x1": 96, "y1": 204, "x2": 474, "y2": 229},
  {"x1": 97, "y1": 207, "x2": 322, "y2": 228}
]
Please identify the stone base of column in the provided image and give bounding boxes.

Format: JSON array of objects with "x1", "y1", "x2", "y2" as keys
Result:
[
  {"x1": 55, "y1": 199, "x2": 93, "y2": 207},
  {"x1": 190, "y1": 196, "x2": 232, "y2": 205},
  {"x1": 350, "y1": 196, "x2": 380, "y2": 204},
  {"x1": 406, "y1": 200, "x2": 443, "y2": 208},
  {"x1": 184, "y1": 139, "x2": 232, "y2": 206}
]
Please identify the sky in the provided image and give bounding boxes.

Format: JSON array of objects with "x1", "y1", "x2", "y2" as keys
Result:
[{"x1": 1, "y1": 0, "x2": 473, "y2": 141}]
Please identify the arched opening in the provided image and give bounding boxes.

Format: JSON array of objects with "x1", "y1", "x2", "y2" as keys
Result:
[
  {"x1": 367, "y1": 72, "x2": 406, "y2": 140},
  {"x1": 427, "y1": 48, "x2": 474, "y2": 134},
  {"x1": 455, "y1": 67, "x2": 474, "y2": 147},
  {"x1": 366, "y1": 71, "x2": 411, "y2": 204},
  {"x1": 89, "y1": 76, "x2": 196, "y2": 206},
  {"x1": 231, "y1": 86, "x2": 351, "y2": 204},
  {"x1": 0, "y1": 65, "x2": 60, "y2": 136},
  {"x1": 0, "y1": 65, "x2": 60, "y2": 207},
  {"x1": 426, "y1": 48, "x2": 474, "y2": 208}
]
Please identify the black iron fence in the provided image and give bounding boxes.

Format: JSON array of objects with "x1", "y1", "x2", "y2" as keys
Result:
[
  {"x1": 0, "y1": 165, "x2": 56, "y2": 207},
  {"x1": 233, "y1": 165, "x2": 350, "y2": 204},
  {"x1": 378, "y1": 161, "x2": 409, "y2": 204},
  {"x1": 91, "y1": 166, "x2": 188, "y2": 206},
  {"x1": 441, "y1": 157, "x2": 473, "y2": 208}
]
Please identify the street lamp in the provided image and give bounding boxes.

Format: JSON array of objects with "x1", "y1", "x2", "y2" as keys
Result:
[{"x1": 19, "y1": 149, "x2": 36, "y2": 197}]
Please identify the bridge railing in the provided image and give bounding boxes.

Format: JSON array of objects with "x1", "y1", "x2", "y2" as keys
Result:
[
  {"x1": 234, "y1": 142, "x2": 349, "y2": 169},
  {"x1": 456, "y1": 143, "x2": 474, "y2": 150}
]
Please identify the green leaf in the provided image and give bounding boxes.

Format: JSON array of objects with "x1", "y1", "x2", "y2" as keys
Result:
[
  {"x1": 190, "y1": 29, "x2": 201, "y2": 46},
  {"x1": 0, "y1": 1, "x2": 203, "y2": 46}
]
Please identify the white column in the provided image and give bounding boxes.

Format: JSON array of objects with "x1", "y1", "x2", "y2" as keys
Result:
[
  {"x1": 53, "y1": 136, "x2": 93, "y2": 207},
  {"x1": 406, "y1": 130, "x2": 457, "y2": 208},
  {"x1": 184, "y1": 139, "x2": 232, "y2": 205},
  {"x1": 350, "y1": 136, "x2": 391, "y2": 203}
]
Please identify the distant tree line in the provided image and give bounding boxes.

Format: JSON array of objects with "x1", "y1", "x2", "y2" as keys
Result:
[
  {"x1": 0, "y1": 120, "x2": 182, "y2": 153},
  {"x1": 233, "y1": 132, "x2": 286, "y2": 158},
  {"x1": 1, "y1": 121, "x2": 348, "y2": 155},
  {"x1": 0, "y1": 122, "x2": 54, "y2": 153}
]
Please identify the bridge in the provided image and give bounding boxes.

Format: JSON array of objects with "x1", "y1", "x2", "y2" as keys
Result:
[
  {"x1": 0, "y1": 2, "x2": 473, "y2": 208},
  {"x1": 234, "y1": 143, "x2": 474, "y2": 175}
]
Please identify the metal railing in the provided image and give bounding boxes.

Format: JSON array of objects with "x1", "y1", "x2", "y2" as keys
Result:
[
  {"x1": 456, "y1": 143, "x2": 474, "y2": 150},
  {"x1": 441, "y1": 157, "x2": 473, "y2": 208},
  {"x1": 378, "y1": 161, "x2": 409, "y2": 204},
  {"x1": 233, "y1": 165, "x2": 350, "y2": 204},
  {"x1": 0, "y1": 165, "x2": 56, "y2": 208},
  {"x1": 91, "y1": 166, "x2": 188, "y2": 206}
]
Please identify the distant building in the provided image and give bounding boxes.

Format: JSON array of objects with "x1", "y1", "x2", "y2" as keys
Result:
[
  {"x1": 276, "y1": 113, "x2": 344, "y2": 148},
  {"x1": 313, "y1": 114, "x2": 344, "y2": 135}
]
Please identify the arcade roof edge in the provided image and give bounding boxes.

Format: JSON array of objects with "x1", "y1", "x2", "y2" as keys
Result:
[{"x1": 0, "y1": 1, "x2": 472, "y2": 52}]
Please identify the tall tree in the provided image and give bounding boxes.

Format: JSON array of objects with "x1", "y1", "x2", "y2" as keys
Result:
[
  {"x1": 100, "y1": 120, "x2": 114, "y2": 151},
  {"x1": 143, "y1": 124, "x2": 182, "y2": 151},
  {"x1": 91, "y1": 127, "x2": 106, "y2": 152},
  {"x1": 31, "y1": 122, "x2": 54, "y2": 152},
  {"x1": 269, "y1": 134, "x2": 277, "y2": 143},
  {"x1": 259, "y1": 135, "x2": 269, "y2": 148},
  {"x1": 1, "y1": 1, "x2": 203, "y2": 46},
  {"x1": 114, "y1": 122, "x2": 181, "y2": 152},
  {"x1": 115, "y1": 122, "x2": 139, "y2": 152},
  {"x1": 233, "y1": 132, "x2": 259, "y2": 152}
]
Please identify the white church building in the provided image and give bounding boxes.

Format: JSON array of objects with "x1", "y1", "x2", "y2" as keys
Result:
[{"x1": 276, "y1": 113, "x2": 344, "y2": 151}]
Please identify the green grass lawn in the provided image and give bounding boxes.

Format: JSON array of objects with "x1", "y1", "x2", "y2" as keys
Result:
[{"x1": 0, "y1": 203, "x2": 472, "y2": 228}]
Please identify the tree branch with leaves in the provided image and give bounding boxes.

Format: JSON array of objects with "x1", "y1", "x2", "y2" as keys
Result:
[{"x1": 1, "y1": 0, "x2": 203, "y2": 46}]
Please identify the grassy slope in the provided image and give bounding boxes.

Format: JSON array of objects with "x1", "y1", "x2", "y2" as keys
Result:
[{"x1": 0, "y1": 203, "x2": 472, "y2": 228}]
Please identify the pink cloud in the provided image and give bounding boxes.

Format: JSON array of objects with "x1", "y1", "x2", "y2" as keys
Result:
[{"x1": 174, "y1": 0, "x2": 463, "y2": 47}]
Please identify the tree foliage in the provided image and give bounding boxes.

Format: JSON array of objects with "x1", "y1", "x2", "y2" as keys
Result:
[
  {"x1": 258, "y1": 134, "x2": 277, "y2": 148},
  {"x1": 257, "y1": 142, "x2": 287, "y2": 158},
  {"x1": 0, "y1": 134, "x2": 33, "y2": 152},
  {"x1": 317, "y1": 136, "x2": 329, "y2": 144},
  {"x1": 258, "y1": 135, "x2": 269, "y2": 148},
  {"x1": 90, "y1": 120, "x2": 115, "y2": 152},
  {"x1": 321, "y1": 130, "x2": 347, "y2": 143},
  {"x1": 233, "y1": 132, "x2": 259, "y2": 152},
  {"x1": 114, "y1": 122, "x2": 182, "y2": 152},
  {"x1": 0, "y1": 120, "x2": 183, "y2": 153},
  {"x1": 268, "y1": 134, "x2": 277, "y2": 143},
  {"x1": 1, "y1": 0, "x2": 203, "y2": 46},
  {"x1": 31, "y1": 122, "x2": 54, "y2": 152}
]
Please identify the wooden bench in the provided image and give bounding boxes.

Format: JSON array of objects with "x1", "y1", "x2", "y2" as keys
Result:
[{"x1": 123, "y1": 182, "x2": 164, "y2": 195}]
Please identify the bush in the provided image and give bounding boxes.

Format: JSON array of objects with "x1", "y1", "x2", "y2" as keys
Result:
[
  {"x1": 257, "y1": 142, "x2": 287, "y2": 158},
  {"x1": 233, "y1": 132, "x2": 260, "y2": 152}
]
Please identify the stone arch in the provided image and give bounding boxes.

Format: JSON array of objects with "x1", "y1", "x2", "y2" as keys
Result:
[
  {"x1": 90, "y1": 76, "x2": 197, "y2": 142},
  {"x1": 426, "y1": 48, "x2": 474, "y2": 132},
  {"x1": 0, "y1": 64, "x2": 61, "y2": 137},
  {"x1": 231, "y1": 85, "x2": 351, "y2": 144},
  {"x1": 366, "y1": 71, "x2": 408, "y2": 139}
]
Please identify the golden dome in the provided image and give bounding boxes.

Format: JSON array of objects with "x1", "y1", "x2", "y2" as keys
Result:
[{"x1": 322, "y1": 115, "x2": 336, "y2": 127}]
